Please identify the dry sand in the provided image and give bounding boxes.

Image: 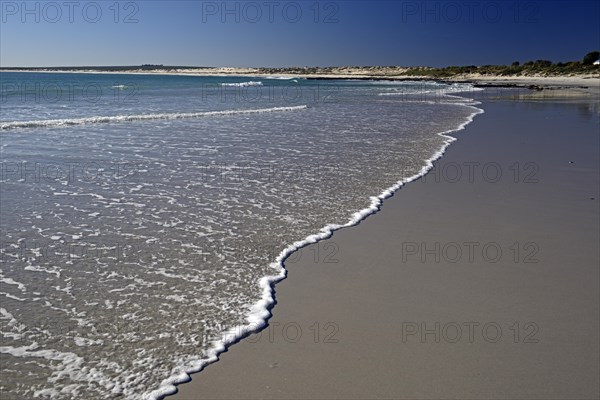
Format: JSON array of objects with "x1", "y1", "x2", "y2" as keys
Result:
[{"x1": 169, "y1": 94, "x2": 600, "y2": 399}]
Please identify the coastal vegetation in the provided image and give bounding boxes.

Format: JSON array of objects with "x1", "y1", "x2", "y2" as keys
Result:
[
  {"x1": 2, "y1": 52, "x2": 598, "y2": 78},
  {"x1": 402, "y1": 52, "x2": 600, "y2": 78},
  {"x1": 260, "y1": 52, "x2": 600, "y2": 78}
]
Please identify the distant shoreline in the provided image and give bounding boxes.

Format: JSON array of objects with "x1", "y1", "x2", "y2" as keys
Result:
[
  {"x1": 2, "y1": 66, "x2": 598, "y2": 84},
  {"x1": 2, "y1": 67, "x2": 598, "y2": 99}
]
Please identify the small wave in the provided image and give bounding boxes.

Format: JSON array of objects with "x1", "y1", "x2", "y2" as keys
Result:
[
  {"x1": 220, "y1": 81, "x2": 263, "y2": 87},
  {"x1": 378, "y1": 83, "x2": 484, "y2": 97},
  {"x1": 0, "y1": 105, "x2": 308, "y2": 131},
  {"x1": 378, "y1": 89, "x2": 439, "y2": 96},
  {"x1": 111, "y1": 85, "x2": 128, "y2": 89}
]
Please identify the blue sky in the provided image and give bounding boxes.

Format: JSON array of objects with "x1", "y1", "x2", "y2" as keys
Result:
[{"x1": 1, "y1": 0, "x2": 599, "y2": 67}]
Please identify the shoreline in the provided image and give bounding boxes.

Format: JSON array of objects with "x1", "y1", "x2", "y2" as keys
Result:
[
  {"x1": 146, "y1": 88, "x2": 486, "y2": 400},
  {"x1": 2, "y1": 73, "x2": 598, "y2": 398},
  {"x1": 2, "y1": 70, "x2": 598, "y2": 105},
  {"x1": 2, "y1": 68, "x2": 598, "y2": 93},
  {"x1": 168, "y1": 92, "x2": 599, "y2": 399}
]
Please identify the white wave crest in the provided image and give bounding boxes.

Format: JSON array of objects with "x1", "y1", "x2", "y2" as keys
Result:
[
  {"x1": 378, "y1": 82, "x2": 484, "y2": 96},
  {"x1": 220, "y1": 81, "x2": 263, "y2": 87},
  {"x1": 0, "y1": 105, "x2": 308, "y2": 131}
]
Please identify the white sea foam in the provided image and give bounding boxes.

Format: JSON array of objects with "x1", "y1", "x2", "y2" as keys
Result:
[
  {"x1": 1, "y1": 293, "x2": 28, "y2": 302},
  {"x1": 144, "y1": 91, "x2": 485, "y2": 400},
  {"x1": 0, "y1": 343, "x2": 119, "y2": 398},
  {"x1": 0, "y1": 105, "x2": 307, "y2": 131},
  {"x1": 378, "y1": 82, "x2": 484, "y2": 96},
  {"x1": 0, "y1": 277, "x2": 27, "y2": 292},
  {"x1": 219, "y1": 81, "x2": 264, "y2": 87}
]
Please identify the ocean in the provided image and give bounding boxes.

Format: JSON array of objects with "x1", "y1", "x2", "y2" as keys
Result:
[{"x1": 0, "y1": 72, "x2": 483, "y2": 399}]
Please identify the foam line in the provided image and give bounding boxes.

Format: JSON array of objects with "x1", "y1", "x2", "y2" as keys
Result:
[
  {"x1": 0, "y1": 105, "x2": 308, "y2": 131},
  {"x1": 220, "y1": 81, "x2": 264, "y2": 87},
  {"x1": 144, "y1": 93, "x2": 485, "y2": 400}
]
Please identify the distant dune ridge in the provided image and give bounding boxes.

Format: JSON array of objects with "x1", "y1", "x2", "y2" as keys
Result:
[{"x1": 3, "y1": 64, "x2": 598, "y2": 99}]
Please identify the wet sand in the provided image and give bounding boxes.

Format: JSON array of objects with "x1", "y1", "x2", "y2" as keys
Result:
[{"x1": 170, "y1": 96, "x2": 599, "y2": 399}]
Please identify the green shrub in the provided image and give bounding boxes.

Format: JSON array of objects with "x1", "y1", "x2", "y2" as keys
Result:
[{"x1": 582, "y1": 51, "x2": 600, "y2": 65}]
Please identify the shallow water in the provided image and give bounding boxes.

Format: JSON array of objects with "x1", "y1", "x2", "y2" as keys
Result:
[{"x1": 0, "y1": 73, "x2": 482, "y2": 399}]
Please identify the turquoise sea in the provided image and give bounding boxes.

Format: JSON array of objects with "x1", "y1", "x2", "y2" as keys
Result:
[{"x1": 0, "y1": 72, "x2": 482, "y2": 399}]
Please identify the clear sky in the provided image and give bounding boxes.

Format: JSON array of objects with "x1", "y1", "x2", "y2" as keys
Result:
[{"x1": 1, "y1": 0, "x2": 599, "y2": 67}]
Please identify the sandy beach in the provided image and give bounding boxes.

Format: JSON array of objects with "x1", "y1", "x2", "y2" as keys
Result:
[
  {"x1": 1, "y1": 70, "x2": 598, "y2": 398},
  {"x1": 2, "y1": 67, "x2": 599, "y2": 93},
  {"x1": 2, "y1": 0, "x2": 599, "y2": 396},
  {"x1": 169, "y1": 92, "x2": 600, "y2": 399}
]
